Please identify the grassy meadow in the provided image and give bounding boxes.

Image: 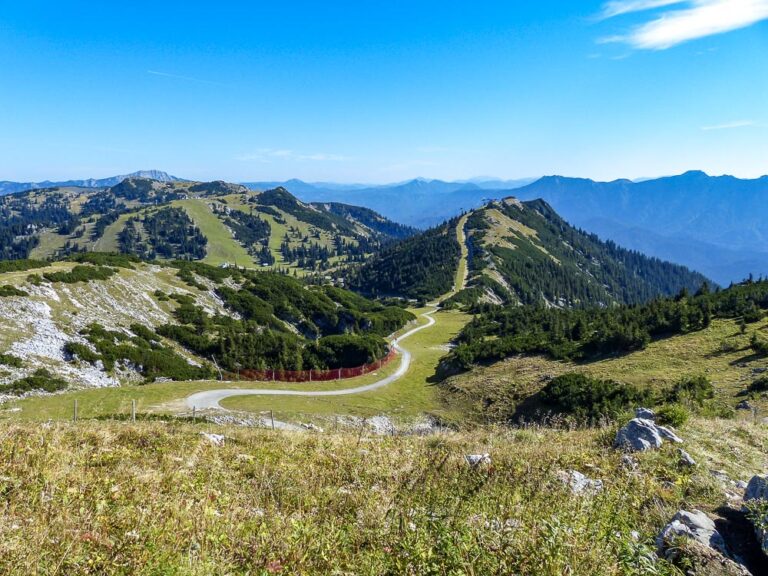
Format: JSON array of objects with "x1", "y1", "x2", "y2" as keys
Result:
[{"x1": 0, "y1": 416, "x2": 763, "y2": 575}]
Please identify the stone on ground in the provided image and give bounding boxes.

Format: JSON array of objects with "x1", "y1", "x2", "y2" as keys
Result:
[{"x1": 614, "y1": 417, "x2": 683, "y2": 452}]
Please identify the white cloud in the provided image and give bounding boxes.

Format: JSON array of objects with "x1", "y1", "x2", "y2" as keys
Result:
[
  {"x1": 236, "y1": 148, "x2": 348, "y2": 162},
  {"x1": 600, "y1": 0, "x2": 686, "y2": 18},
  {"x1": 600, "y1": 0, "x2": 768, "y2": 49},
  {"x1": 701, "y1": 119, "x2": 755, "y2": 130}
]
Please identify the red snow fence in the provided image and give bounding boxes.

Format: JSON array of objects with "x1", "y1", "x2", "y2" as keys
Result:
[{"x1": 230, "y1": 348, "x2": 398, "y2": 383}]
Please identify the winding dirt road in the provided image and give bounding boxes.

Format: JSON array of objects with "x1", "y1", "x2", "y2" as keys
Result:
[
  {"x1": 185, "y1": 307, "x2": 437, "y2": 411},
  {"x1": 184, "y1": 215, "x2": 471, "y2": 413}
]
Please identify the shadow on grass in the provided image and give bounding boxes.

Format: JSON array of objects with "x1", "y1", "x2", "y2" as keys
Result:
[{"x1": 714, "y1": 505, "x2": 768, "y2": 575}]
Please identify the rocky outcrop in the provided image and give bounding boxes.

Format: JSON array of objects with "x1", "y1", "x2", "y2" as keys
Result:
[
  {"x1": 635, "y1": 407, "x2": 656, "y2": 420},
  {"x1": 614, "y1": 417, "x2": 683, "y2": 452}
]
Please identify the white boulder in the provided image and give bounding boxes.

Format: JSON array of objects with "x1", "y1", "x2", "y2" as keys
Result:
[{"x1": 614, "y1": 418, "x2": 683, "y2": 452}]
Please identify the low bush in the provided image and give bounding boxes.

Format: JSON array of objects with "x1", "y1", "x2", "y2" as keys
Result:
[
  {"x1": 0, "y1": 259, "x2": 49, "y2": 273},
  {"x1": 750, "y1": 333, "x2": 768, "y2": 356},
  {"x1": 749, "y1": 375, "x2": 768, "y2": 393},
  {"x1": 0, "y1": 285, "x2": 28, "y2": 297},
  {"x1": 72, "y1": 323, "x2": 214, "y2": 381},
  {"x1": 540, "y1": 372, "x2": 651, "y2": 423},
  {"x1": 655, "y1": 404, "x2": 690, "y2": 427},
  {"x1": 26, "y1": 274, "x2": 43, "y2": 286},
  {"x1": 0, "y1": 368, "x2": 67, "y2": 394},
  {"x1": 666, "y1": 375, "x2": 714, "y2": 406},
  {"x1": 68, "y1": 252, "x2": 140, "y2": 269},
  {"x1": 0, "y1": 353, "x2": 23, "y2": 368},
  {"x1": 43, "y1": 265, "x2": 116, "y2": 284}
]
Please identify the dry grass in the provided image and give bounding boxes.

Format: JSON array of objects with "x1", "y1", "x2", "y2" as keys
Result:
[{"x1": 0, "y1": 416, "x2": 763, "y2": 575}]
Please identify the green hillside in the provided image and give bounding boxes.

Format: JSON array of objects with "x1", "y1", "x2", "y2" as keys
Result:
[{"x1": 0, "y1": 179, "x2": 414, "y2": 275}]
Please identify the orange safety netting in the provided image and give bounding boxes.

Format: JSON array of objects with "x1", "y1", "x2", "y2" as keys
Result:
[{"x1": 230, "y1": 348, "x2": 397, "y2": 383}]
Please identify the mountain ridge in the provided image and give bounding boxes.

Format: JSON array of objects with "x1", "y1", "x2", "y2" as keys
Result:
[{"x1": 0, "y1": 170, "x2": 183, "y2": 195}]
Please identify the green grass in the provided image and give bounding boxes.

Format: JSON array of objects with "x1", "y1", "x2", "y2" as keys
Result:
[
  {"x1": 2, "y1": 338, "x2": 405, "y2": 421},
  {"x1": 0, "y1": 416, "x2": 760, "y2": 574},
  {"x1": 29, "y1": 229, "x2": 69, "y2": 259},
  {"x1": 172, "y1": 199, "x2": 256, "y2": 267},
  {"x1": 92, "y1": 213, "x2": 132, "y2": 252}
]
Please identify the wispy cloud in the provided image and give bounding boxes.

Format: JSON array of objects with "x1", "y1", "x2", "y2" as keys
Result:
[
  {"x1": 236, "y1": 148, "x2": 349, "y2": 163},
  {"x1": 147, "y1": 70, "x2": 225, "y2": 86},
  {"x1": 600, "y1": 0, "x2": 686, "y2": 19},
  {"x1": 701, "y1": 119, "x2": 755, "y2": 130},
  {"x1": 599, "y1": 0, "x2": 768, "y2": 50}
]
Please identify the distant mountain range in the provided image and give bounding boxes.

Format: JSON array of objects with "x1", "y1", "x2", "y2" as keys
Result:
[
  {"x1": 0, "y1": 170, "x2": 182, "y2": 195},
  {"x1": 243, "y1": 178, "x2": 536, "y2": 229},
  {"x1": 4, "y1": 169, "x2": 767, "y2": 284},
  {"x1": 250, "y1": 171, "x2": 768, "y2": 285},
  {"x1": 509, "y1": 171, "x2": 768, "y2": 285}
]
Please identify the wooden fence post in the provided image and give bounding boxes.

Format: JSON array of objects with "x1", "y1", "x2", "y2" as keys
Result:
[
  {"x1": 131, "y1": 399, "x2": 136, "y2": 423},
  {"x1": 73, "y1": 399, "x2": 78, "y2": 423},
  {"x1": 270, "y1": 410, "x2": 275, "y2": 431}
]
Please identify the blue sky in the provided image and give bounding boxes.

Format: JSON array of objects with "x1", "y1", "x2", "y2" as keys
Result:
[{"x1": 1, "y1": 0, "x2": 766, "y2": 183}]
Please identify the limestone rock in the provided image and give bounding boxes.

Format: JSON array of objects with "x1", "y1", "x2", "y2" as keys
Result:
[
  {"x1": 678, "y1": 449, "x2": 697, "y2": 467},
  {"x1": 635, "y1": 407, "x2": 656, "y2": 420},
  {"x1": 614, "y1": 418, "x2": 683, "y2": 452},
  {"x1": 557, "y1": 470, "x2": 603, "y2": 495}
]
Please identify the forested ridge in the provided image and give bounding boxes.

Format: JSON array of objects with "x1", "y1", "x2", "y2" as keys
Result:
[
  {"x1": 449, "y1": 199, "x2": 711, "y2": 308},
  {"x1": 0, "y1": 179, "x2": 416, "y2": 273}
]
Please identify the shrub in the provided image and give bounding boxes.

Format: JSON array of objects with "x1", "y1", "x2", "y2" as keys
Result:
[
  {"x1": 0, "y1": 368, "x2": 67, "y2": 394},
  {"x1": 0, "y1": 259, "x2": 49, "y2": 273},
  {"x1": 154, "y1": 289, "x2": 170, "y2": 302},
  {"x1": 540, "y1": 372, "x2": 651, "y2": 423},
  {"x1": 63, "y1": 342, "x2": 100, "y2": 364},
  {"x1": 749, "y1": 376, "x2": 768, "y2": 393},
  {"x1": 43, "y1": 265, "x2": 116, "y2": 284},
  {"x1": 0, "y1": 285, "x2": 28, "y2": 297},
  {"x1": 655, "y1": 404, "x2": 690, "y2": 427},
  {"x1": 0, "y1": 354, "x2": 23, "y2": 368},
  {"x1": 750, "y1": 333, "x2": 768, "y2": 356},
  {"x1": 68, "y1": 252, "x2": 140, "y2": 269},
  {"x1": 666, "y1": 375, "x2": 714, "y2": 406}
]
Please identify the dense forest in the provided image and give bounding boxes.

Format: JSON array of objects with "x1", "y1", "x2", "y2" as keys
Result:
[
  {"x1": 119, "y1": 207, "x2": 207, "y2": 260},
  {"x1": 155, "y1": 263, "x2": 415, "y2": 372},
  {"x1": 346, "y1": 219, "x2": 461, "y2": 301},
  {"x1": 0, "y1": 194, "x2": 74, "y2": 259},
  {"x1": 446, "y1": 279, "x2": 768, "y2": 370},
  {"x1": 319, "y1": 202, "x2": 417, "y2": 241}
]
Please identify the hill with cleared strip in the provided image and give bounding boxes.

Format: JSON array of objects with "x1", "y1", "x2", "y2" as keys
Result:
[{"x1": 446, "y1": 198, "x2": 711, "y2": 308}]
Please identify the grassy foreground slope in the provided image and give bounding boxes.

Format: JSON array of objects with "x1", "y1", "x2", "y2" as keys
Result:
[{"x1": 0, "y1": 417, "x2": 763, "y2": 575}]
